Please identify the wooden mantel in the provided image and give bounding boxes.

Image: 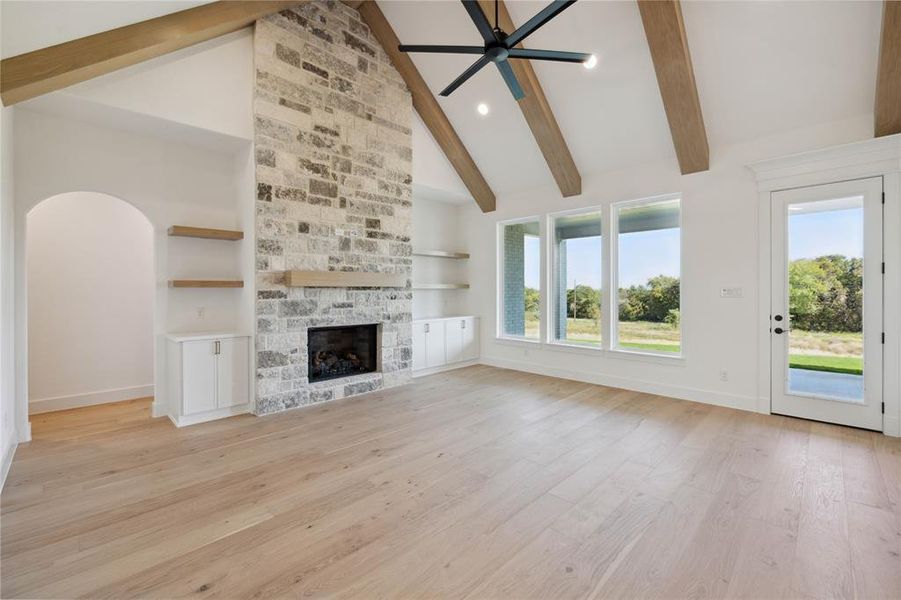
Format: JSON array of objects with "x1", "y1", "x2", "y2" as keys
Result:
[{"x1": 284, "y1": 271, "x2": 407, "y2": 288}]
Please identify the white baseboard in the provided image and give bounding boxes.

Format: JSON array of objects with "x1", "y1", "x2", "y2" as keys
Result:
[
  {"x1": 479, "y1": 356, "x2": 757, "y2": 413},
  {"x1": 29, "y1": 384, "x2": 154, "y2": 414},
  {"x1": 412, "y1": 359, "x2": 480, "y2": 378},
  {"x1": 168, "y1": 404, "x2": 251, "y2": 428},
  {"x1": 1, "y1": 429, "x2": 18, "y2": 491}
]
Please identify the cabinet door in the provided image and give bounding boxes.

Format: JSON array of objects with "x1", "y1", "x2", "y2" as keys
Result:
[
  {"x1": 425, "y1": 321, "x2": 446, "y2": 368},
  {"x1": 182, "y1": 340, "x2": 217, "y2": 415},
  {"x1": 412, "y1": 322, "x2": 427, "y2": 371},
  {"x1": 217, "y1": 337, "x2": 249, "y2": 408},
  {"x1": 461, "y1": 317, "x2": 478, "y2": 361},
  {"x1": 444, "y1": 319, "x2": 463, "y2": 364}
]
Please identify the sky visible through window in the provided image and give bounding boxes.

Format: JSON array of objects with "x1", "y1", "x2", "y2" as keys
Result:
[
  {"x1": 789, "y1": 207, "x2": 862, "y2": 260},
  {"x1": 523, "y1": 230, "x2": 681, "y2": 288},
  {"x1": 523, "y1": 208, "x2": 861, "y2": 290}
]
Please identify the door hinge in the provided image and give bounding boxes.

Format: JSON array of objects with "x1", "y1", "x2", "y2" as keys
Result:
[
  {"x1": 883, "y1": 191, "x2": 886, "y2": 204},
  {"x1": 882, "y1": 332, "x2": 886, "y2": 344},
  {"x1": 882, "y1": 262, "x2": 886, "y2": 274},
  {"x1": 882, "y1": 402, "x2": 885, "y2": 414}
]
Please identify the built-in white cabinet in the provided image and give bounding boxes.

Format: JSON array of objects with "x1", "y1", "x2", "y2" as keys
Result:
[
  {"x1": 167, "y1": 333, "x2": 250, "y2": 426},
  {"x1": 412, "y1": 316, "x2": 479, "y2": 374}
]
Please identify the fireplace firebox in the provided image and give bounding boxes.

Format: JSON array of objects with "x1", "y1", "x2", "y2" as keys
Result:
[{"x1": 308, "y1": 324, "x2": 378, "y2": 383}]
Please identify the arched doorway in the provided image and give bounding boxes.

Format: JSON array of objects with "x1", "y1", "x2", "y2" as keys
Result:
[{"x1": 25, "y1": 192, "x2": 155, "y2": 433}]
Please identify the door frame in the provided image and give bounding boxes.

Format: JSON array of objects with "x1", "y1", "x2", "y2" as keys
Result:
[
  {"x1": 770, "y1": 177, "x2": 883, "y2": 430},
  {"x1": 750, "y1": 134, "x2": 901, "y2": 436}
]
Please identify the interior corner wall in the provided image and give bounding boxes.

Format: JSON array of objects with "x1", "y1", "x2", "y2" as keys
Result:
[
  {"x1": 462, "y1": 114, "x2": 875, "y2": 413},
  {"x1": 26, "y1": 193, "x2": 154, "y2": 413},
  {"x1": 1, "y1": 105, "x2": 18, "y2": 485},
  {"x1": 412, "y1": 196, "x2": 469, "y2": 319},
  {"x1": 13, "y1": 108, "x2": 251, "y2": 420}
]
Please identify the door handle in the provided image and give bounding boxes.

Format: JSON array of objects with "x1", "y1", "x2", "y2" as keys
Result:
[
  {"x1": 774, "y1": 314, "x2": 784, "y2": 322},
  {"x1": 773, "y1": 328, "x2": 785, "y2": 335}
]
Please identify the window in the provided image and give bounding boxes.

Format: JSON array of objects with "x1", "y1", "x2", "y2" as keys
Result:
[
  {"x1": 500, "y1": 219, "x2": 541, "y2": 340},
  {"x1": 550, "y1": 211, "x2": 602, "y2": 347},
  {"x1": 613, "y1": 197, "x2": 681, "y2": 354}
]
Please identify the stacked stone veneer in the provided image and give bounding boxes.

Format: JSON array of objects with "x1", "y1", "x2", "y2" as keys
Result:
[
  {"x1": 502, "y1": 224, "x2": 526, "y2": 336},
  {"x1": 253, "y1": 1, "x2": 413, "y2": 415}
]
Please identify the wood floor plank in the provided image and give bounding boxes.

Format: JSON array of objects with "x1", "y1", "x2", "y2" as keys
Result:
[{"x1": 2, "y1": 366, "x2": 899, "y2": 599}]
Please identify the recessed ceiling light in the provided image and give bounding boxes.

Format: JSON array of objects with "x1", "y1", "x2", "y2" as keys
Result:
[
  {"x1": 583, "y1": 54, "x2": 598, "y2": 70},
  {"x1": 477, "y1": 103, "x2": 489, "y2": 116}
]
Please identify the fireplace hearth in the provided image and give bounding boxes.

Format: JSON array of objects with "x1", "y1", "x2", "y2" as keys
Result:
[{"x1": 308, "y1": 324, "x2": 378, "y2": 383}]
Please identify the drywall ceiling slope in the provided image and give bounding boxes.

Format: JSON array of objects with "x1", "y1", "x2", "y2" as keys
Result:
[
  {"x1": 0, "y1": 0, "x2": 214, "y2": 58},
  {"x1": 381, "y1": 0, "x2": 883, "y2": 197},
  {"x1": 682, "y1": 0, "x2": 881, "y2": 150}
]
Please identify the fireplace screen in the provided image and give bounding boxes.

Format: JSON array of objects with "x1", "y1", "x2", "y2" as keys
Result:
[{"x1": 308, "y1": 324, "x2": 378, "y2": 383}]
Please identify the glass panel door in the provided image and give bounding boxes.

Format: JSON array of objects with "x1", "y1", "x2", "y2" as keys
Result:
[{"x1": 771, "y1": 178, "x2": 883, "y2": 430}]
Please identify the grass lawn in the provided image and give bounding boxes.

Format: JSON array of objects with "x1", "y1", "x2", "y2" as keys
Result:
[
  {"x1": 789, "y1": 353, "x2": 862, "y2": 375},
  {"x1": 524, "y1": 317, "x2": 681, "y2": 353},
  {"x1": 525, "y1": 318, "x2": 862, "y2": 371}
]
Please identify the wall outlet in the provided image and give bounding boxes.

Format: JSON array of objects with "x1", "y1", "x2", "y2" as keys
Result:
[
  {"x1": 719, "y1": 369, "x2": 729, "y2": 382},
  {"x1": 196, "y1": 306, "x2": 206, "y2": 320},
  {"x1": 720, "y1": 287, "x2": 743, "y2": 299}
]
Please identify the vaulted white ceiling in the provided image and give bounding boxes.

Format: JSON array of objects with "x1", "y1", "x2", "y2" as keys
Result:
[
  {"x1": 1, "y1": 0, "x2": 884, "y2": 201},
  {"x1": 381, "y1": 0, "x2": 882, "y2": 196}
]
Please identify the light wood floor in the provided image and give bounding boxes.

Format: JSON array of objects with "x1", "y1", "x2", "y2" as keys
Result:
[{"x1": 2, "y1": 366, "x2": 900, "y2": 599}]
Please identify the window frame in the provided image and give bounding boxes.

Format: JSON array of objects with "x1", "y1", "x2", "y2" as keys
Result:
[
  {"x1": 610, "y1": 193, "x2": 684, "y2": 358},
  {"x1": 546, "y1": 207, "x2": 606, "y2": 351},
  {"x1": 496, "y1": 216, "x2": 544, "y2": 343}
]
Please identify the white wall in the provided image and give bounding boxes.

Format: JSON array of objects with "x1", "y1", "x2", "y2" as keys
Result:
[
  {"x1": 26, "y1": 193, "x2": 154, "y2": 413},
  {"x1": 462, "y1": 114, "x2": 876, "y2": 412},
  {"x1": 411, "y1": 113, "x2": 469, "y2": 202},
  {"x1": 13, "y1": 107, "x2": 252, "y2": 427},
  {"x1": 1, "y1": 105, "x2": 18, "y2": 485},
  {"x1": 49, "y1": 29, "x2": 254, "y2": 141},
  {"x1": 412, "y1": 195, "x2": 470, "y2": 319}
]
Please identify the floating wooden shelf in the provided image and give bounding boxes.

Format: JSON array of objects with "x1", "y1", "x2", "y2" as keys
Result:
[
  {"x1": 412, "y1": 250, "x2": 470, "y2": 259},
  {"x1": 284, "y1": 271, "x2": 407, "y2": 288},
  {"x1": 168, "y1": 226, "x2": 244, "y2": 241},
  {"x1": 412, "y1": 283, "x2": 470, "y2": 290},
  {"x1": 169, "y1": 280, "x2": 244, "y2": 288}
]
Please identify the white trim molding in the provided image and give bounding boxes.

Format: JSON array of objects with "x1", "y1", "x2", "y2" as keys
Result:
[
  {"x1": 749, "y1": 133, "x2": 901, "y2": 436},
  {"x1": 29, "y1": 384, "x2": 154, "y2": 414},
  {"x1": 479, "y1": 356, "x2": 755, "y2": 412}
]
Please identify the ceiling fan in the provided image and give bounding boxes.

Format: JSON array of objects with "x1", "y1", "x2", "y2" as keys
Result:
[{"x1": 398, "y1": 0, "x2": 591, "y2": 101}]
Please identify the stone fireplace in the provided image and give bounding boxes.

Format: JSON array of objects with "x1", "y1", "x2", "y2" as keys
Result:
[
  {"x1": 253, "y1": 1, "x2": 413, "y2": 414},
  {"x1": 308, "y1": 323, "x2": 378, "y2": 383}
]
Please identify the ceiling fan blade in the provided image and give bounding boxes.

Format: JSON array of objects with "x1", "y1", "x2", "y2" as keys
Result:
[
  {"x1": 439, "y1": 55, "x2": 492, "y2": 97},
  {"x1": 461, "y1": 0, "x2": 497, "y2": 44},
  {"x1": 505, "y1": 0, "x2": 577, "y2": 48},
  {"x1": 496, "y1": 60, "x2": 525, "y2": 100},
  {"x1": 398, "y1": 45, "x2": 485, "y2": 55},
  {"x1": 507, "y1": 48, "x2": 591, "y2": 64}
]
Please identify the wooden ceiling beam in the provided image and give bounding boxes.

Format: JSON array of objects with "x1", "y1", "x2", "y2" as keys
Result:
[
  {"x1": 0, "y1": 1, "x2": 299, "y2": 106},
  {"x1": 637, "y1": 0, "x2": 709, "y2": 174},
  {"x1": 357, "y1": 1, "x2": 496, "y2": 212},
  {"x1": 478, "y1": 0, "x2": 581, "y2": 197},
  {"x1": 875, "y1": 0, "x2": 901, "y2": 137}
]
